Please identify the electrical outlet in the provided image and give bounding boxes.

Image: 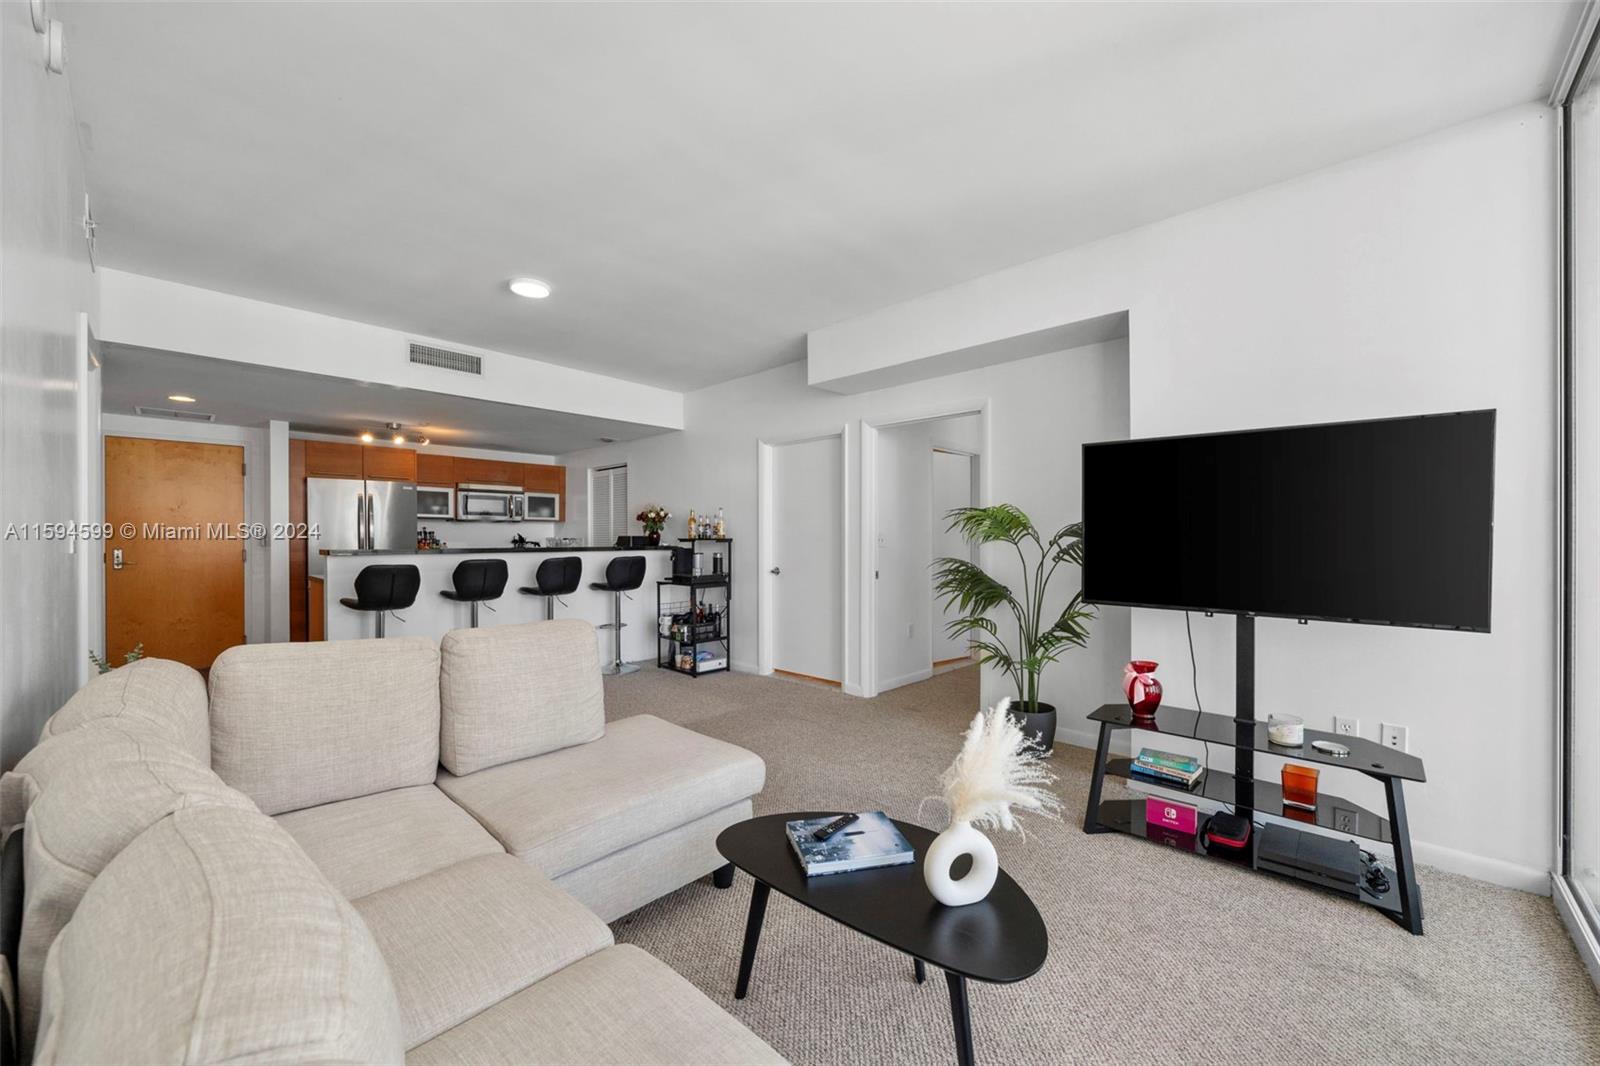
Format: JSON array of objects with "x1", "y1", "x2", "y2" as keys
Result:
[
  {"x1": 1380, "y1": 723, "x2": 1409, "y2": 753},
  {"x1": 1333, "y1": 716, "x2": 1359, "y2": 737}
]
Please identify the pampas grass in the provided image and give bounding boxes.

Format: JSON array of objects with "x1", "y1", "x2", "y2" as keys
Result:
[{"x1": 938, "y1": 703, "x2": 1062, "y2": 836}]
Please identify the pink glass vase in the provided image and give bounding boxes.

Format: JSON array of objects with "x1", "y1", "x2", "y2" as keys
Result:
[{"x1": 1123, "y1": 660, "x2": 1162, "y2": 717}]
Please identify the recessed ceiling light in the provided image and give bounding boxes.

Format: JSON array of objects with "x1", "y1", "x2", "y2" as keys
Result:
[
  {"x1": 360, "y1": 431, "x2": 374, "y2": 443},
  {"x1": 167, "y1": 394, "x2": 196, "y2": 403},
  {"x1": 508, "y1": 277, "x2": 551, "y2": 299},
  {"x1": 392, "y1": 434, "x2": 405, "y2": 445}
]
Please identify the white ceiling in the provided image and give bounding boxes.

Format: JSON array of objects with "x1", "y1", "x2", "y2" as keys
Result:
[
  {"x1": 100, "y1": 345, "x2": 666, "y2": 454},
  {"x1": 64, "y1": 2, "x2": 1578, "y2": 391}
]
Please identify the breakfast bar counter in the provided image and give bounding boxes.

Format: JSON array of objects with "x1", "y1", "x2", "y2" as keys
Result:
[{"x1": 320, "y1": 547, "x2": 673, "y2": 661}]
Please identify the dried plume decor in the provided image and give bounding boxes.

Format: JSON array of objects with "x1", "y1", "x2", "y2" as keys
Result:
[{"x1": 924, "y1": 703, "x2": 1061, "y2": 906}]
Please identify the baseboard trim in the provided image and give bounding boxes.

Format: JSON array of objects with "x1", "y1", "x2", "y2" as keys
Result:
[
  {"x1": 1553, "y1": 874, "x2": 1600, "y2": 991},
  {"x1": 1410, "y1": 839, "x2": 1548, "y2": 895},
  {"x1": 877, "y1": 668, "x2": 933, "y2": 692}
]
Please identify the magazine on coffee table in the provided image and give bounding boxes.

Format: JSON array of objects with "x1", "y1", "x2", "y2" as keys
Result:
[{"x1": 785, "y1": 811, "x2": 916, "y2": 876}]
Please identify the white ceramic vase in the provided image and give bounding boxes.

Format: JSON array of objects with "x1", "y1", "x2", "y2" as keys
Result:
[{"x1": 922, "y1": 821, "x2": 999, "y2": 906}]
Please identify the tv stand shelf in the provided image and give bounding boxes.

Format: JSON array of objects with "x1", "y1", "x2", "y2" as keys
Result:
[{"x1": 1082, "y1": 615, "x2": 1427, "y2": 935}]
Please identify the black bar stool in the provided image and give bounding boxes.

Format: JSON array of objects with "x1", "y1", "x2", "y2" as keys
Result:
[
  {"x1": 440, "y1": 558, "x2": 508, "y2": 628},
  {"x1": 339, "y1": 564, "x2": 420, "y2": 638},
  {"x1": 518, "y1": 556, "x2": 583, "y2": 620},
  {"x1": 589, "y1": 555, "x2": 646, "y2": 675}
]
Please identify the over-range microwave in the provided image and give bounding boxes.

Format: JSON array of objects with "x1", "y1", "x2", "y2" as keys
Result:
[
  {"x1": 456, "y1": 484, "x2": 523, "y2": 522},
  {"x1": 523, "y1": 491, "x2": 560, "y2": 521},
  {"x1": 417, "y1": 485, "x2": 454, "y2": 519}
]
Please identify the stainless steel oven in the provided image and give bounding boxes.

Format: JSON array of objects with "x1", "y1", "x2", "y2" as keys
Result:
[{"x1": 456, "y1": 485, "x2": 523, "y2": 521}]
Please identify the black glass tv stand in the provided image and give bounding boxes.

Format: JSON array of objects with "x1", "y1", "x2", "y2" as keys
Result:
[{"x1": 1082, "y1": 615, "x2": 1428, "y2": 935}]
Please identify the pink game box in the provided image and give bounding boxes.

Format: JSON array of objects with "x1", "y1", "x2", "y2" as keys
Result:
[{"x1": 1146, "y1": 795, "x2": 1198, "y2": 835}]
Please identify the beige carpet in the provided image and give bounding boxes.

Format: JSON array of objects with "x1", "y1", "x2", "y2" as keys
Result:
[{"x1": 602, "y1": 665, "x2": 1600, "y2": 1065}]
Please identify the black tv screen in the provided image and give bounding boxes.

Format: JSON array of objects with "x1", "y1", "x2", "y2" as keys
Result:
[{"x1": 1081, "y1": 411, "x2": 1495, "y2": 631}]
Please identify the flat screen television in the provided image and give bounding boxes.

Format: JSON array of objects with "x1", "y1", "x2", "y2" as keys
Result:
[{"x1": 1080, "y1": 410, "x2": 1495, "y2": 631}]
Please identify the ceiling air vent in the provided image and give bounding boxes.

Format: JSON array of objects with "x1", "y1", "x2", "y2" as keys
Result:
[
  {"x1": 135, "y1": 405, "x2": 215, "y2": 422},
  {"x1": 409, "y1": 343, "x2": 482, "y2": 376}
]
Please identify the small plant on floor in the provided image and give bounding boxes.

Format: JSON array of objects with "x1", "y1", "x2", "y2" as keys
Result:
[
  {"x1": 89, "y1": 643, "x2": 144, "y2": 675},
  {"x1": 932, "y1": 504, "x2": 1094, "y2": 718}
]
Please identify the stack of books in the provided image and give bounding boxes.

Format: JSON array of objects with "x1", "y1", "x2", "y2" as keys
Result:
[{"x1": 1131, "y1": 748, "x2": 1203, "y2": 789}]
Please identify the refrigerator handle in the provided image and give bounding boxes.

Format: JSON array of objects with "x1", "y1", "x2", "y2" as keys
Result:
[
  {"x1": 356, "y1": 493, "x2": 366, "y2": 551},
  {"x1": 365, "y1": 494, "x2": 375, "y2": 550}
]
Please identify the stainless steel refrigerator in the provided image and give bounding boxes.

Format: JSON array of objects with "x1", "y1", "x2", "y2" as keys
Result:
[{"x1": 307, "y1": 478, "x2": 418, "y2": 577}]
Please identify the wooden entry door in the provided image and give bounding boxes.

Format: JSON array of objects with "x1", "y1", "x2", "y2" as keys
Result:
[{"x1": 104, "y1": 436, "x2": 246, "y2": 670}]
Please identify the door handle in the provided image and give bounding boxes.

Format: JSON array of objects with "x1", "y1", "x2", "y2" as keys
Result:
[
  {"x1": 366, "y1": 494, "x2": 375, "y2": 549},
  {"x1": 356, "y1": 495, "x2": 366, "y2": 550},
  {"x1": 112, "y1": 548, "x2": 125, "y2": 570},
  {"x1": 769, "y1": 567, "x2": 780, "y2": 575}
]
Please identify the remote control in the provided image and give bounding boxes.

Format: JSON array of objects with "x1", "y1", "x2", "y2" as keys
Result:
[{"x1": 813, "y1": 813, "x2": 859, "y2": 841}]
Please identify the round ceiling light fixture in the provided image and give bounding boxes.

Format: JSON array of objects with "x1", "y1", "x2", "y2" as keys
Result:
[
  {"x1": 360, "y1": 431, "x2": 375, "y2": 443},
  {"x1": 508, "y1": 277, "x2": 551, "y2": 300},
  {"x1": 167, "y1": 394, "x2": 196, "y2": 403}
]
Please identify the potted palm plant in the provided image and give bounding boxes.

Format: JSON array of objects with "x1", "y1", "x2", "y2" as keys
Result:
[{"x1": 933, "y1": 505, "x2": 1094, "y2": 752}]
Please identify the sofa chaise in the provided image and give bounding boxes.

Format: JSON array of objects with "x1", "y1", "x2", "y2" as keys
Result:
[{"x1": 0, "y1": 618, "x2": 782, "y2": 1064}]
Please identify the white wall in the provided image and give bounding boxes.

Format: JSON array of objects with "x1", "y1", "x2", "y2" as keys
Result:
[
  {"x1": 96, "y1": 269, "x2": 686, "y2": 431},
  {"x1": 808, "y1": 104, "x2": 1557, "y2": 890},
  {"x1": 931, "y1": 447, "x2": 978, "y2": 663},
  {"x1": 1, "y1": 6, "x2": 100, "y2": 769},
  {"x1": 559, "y1": 338, "x2": 1131, "y2": 731}
]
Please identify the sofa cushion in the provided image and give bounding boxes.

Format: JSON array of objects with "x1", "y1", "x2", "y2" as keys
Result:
[
  {"x1": 38, "y1": 657, "x2": 210, "y2": 765},
  {"x1": 276, "y1": 784, "x2": 504, "y2": 900},
  {"x1": 406, "y1": 944, "x2": 786, "y2": 1066},
  {"x1": 436, "y1": 714, "x2": 766, "y2": 878},
  {"x1": 353, "y1": 853, "x2": 612, "y2": 1048},
  {"x1": 0, "y1": 724, "x2": 254, "y2": 1060},
  {"x1": 209, "y1": 637, "x2": 441, "y2": 814},
  {"x1": 438, "y1": 619, "x2": 604, "y2": 775},
  {"x1": 33, "y1": 805, "x2": 405, "y2": 1066}
]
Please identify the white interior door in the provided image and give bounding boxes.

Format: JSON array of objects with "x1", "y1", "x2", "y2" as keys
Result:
[
  {"x1": 771, "y1": 436, "x2": 842, "y2": 681},
  {"x1": 931, "y1": 448, "x2": 976, "y2": 664}
]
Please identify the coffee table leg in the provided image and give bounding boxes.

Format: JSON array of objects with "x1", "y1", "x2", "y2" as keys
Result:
[
  {"x1": 914, "y1": 958, "x2": 926, "y2": 984},
  {"x1": 735, "y1": 880, "x2": 770, "y2": 1000},
  {"x1": 945, "y1": 972, "x2": 974, "y2": 1066}
]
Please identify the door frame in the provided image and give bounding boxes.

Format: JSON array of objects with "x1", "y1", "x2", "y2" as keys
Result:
[
  {"x1": 860, "y1": 402, "x2": 990, "y2": 699},
  {"x1": 101, "y1": 415, "x2": 266, "y2": 646},
  {"x1": 75, "y1": 314, "x2": 104, "y2": 684},
  {"x1": 756, "y1": 426, "x2": 850, "y2": 685}
]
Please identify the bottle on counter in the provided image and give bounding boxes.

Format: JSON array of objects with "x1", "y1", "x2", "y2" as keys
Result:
[
  {"x1": 714, "y1": 507, "x2": 726, "y2": 538},
  {"x1": 686, "y1": 509, "x2": 696, "y2": 539}
]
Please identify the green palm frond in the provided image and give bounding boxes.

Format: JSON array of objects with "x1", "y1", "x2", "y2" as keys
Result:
[{"x1": 929, "y1": 508, "x2": 1095, "y2": 712}]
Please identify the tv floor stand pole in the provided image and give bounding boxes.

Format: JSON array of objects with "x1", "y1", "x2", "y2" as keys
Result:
[{"x1": 1234, "y1": 613, "x2": 1256, "y2": 817}]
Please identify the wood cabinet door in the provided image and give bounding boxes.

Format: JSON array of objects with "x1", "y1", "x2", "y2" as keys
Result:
[
  {"x1": 363, "y1": 445, "x2": 418, "y2": 481},
  {"x1": 522, "y1": 463, "x2": 565, "y2": 493},
  {"x1": 416, "y1": 452, "x2": 455, "y2": 485},
  {"x1": 457, "y1": 457, "x2": 521, "y2": 486},
  {"x1": 304, "y1": 440, "x2": 364, "y2": 478}
]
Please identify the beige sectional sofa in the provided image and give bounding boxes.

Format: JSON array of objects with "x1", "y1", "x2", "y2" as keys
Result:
[{"x1": 0, "y1": 619, "x2": 782, "y2": 1065}]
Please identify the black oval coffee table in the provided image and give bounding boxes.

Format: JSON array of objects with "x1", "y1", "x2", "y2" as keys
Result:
[{"x1": 716, "y1": 812, "x2": 1048, "y2": 1066}]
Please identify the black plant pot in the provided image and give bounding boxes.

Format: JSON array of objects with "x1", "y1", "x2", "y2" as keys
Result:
[{"x1": 1008, "y1": 701, "x2": 1057, "y2": 754}]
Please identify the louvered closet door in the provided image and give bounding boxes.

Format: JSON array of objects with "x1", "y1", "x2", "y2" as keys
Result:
[{"x1": 591, "y1": 465, "x2": 628, "y2": 546}]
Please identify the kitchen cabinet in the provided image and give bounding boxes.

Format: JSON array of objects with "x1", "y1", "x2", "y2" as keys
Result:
[
  {"x1": 522, "y1": 463, "x2": 565, "y2": 495},
  {"x1": 455, "y1": 457, "x2": 522, "y2": 487},
  {"x1": 303, "y1": 440, "x2": 364, "y2": 478},
  {"x1": 362, "y1": 445, "x2": 417, "y2": 482},
  {"x1": 416, "y1": 452, "x2": 455, "y2": 486}
]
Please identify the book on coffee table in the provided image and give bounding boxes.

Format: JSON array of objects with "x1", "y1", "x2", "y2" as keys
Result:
[{"x1": 785, "y1": 811, "x2": 915, "y2": 876}]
